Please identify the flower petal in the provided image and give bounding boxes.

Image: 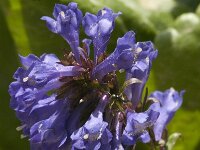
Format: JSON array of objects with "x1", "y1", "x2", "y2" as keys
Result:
[
  {"x1": 92, "y1": 31, "x2": 135, "y2": 80},
  {"x1": 122, "y1": 109, "x2": 159, "y2": 145},
  {"x1": 71, "y1": 95, "x2": 112, "y2": 150},
  {"x1": 53, "y1": 4, "x2": 68, "y2": 18},
  {"x1": 41, "y1": 2, "x2": 83, "y2": 62},
  {"x1": 83, "y1": 8, "x2": 121, "y2": 62},
  {"x1": 149, "y1": 88, "x2": 184, "y2": 141},
  {"x1": 9, "y1": 53, "x2": 82, "y2": 137},
  {"x1": 124, "y1": 41, "x2": 158, "y2": 107},
  {"x1": 30, "y1": 105, "x2": 69, "y2": 149},
  {"x1": 19, "y1": 54, "x2": 40, "y2": 69},
  {"x1": 41, "y1": 16, "x2": 58, "y2": 33}
]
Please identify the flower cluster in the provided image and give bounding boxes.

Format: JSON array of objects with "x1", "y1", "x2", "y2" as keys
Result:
[{"x1": 9, "y1": 2, "x2": 184, "y2": 150}]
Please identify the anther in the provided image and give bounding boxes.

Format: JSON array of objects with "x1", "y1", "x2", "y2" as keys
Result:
[
  {"x1": 83, "y1": 134, "x2": 89, "y2": 140},
  {"x1": 23, "y1": 77, "x2": 29, "y2": 82},
  {"x1": 60, "y1": 11, "x2": 65, "y2": 18}
]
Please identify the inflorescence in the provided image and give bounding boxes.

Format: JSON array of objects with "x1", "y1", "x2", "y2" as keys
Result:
[{"x1": 9, "y1": 2, "x2": 184, "y2": 150}]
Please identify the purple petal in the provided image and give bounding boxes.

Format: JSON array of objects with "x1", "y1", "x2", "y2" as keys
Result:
[
  {"x1": 19, "y1": 54, "x2": 40, "y2": 69},
  {"x1": 92, "y1": 31, "x2": 135, "y2": 80},
  {"x1": 71, "y1": 95, "x2": 112, "y2": 149},
  {"x1": 41, "y1": 2, "x2": 83, "y2": 62},
  {"x1": 9, "y1": 53, "x2": 82, "y2": 137},
  {"x1": 41, "y1": 16, "x2": 58, "y2": 33},
  {"x1": 149, "y1": 88, "x2": 184, "y2": 141},
  {"x1": 19, "y1": 54, "x2": 83, "y2": 88},
  {"x1": 140, "y1": 131, "x2": 151, "y2": 143},
  {"x1": 66, "y1": 100, "x2": 91, "y2": 135},
  {"x1": 40, "y1": 53, "x2": 59, "y2": 64},
  {"x1": 53, "y1": 4, "x2": 68, "y2": 18},
  {"x1": 124, "y1": 41, "x2": 158, "y2": 107},
  {"x1": 82, "y1": 13, "x2": 98, "y2": 37},
  {"x1": 83, "y1": 8, "x2": 121, "y2": 62},
  {"x1": 30, "y1": 106, "x2": 69, "y2": 149},
  {"x1": 122, "y1": 109, "x2": 159, "y2": 145}
]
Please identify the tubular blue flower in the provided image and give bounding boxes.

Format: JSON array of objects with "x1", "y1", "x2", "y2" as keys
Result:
[
  {"x1": 92, "y1": 31, "x2": 157, "y2": 107},
  {"x1": 82, "y1": 7, "x2": 121, "y2": 63},
  {"x1": 92, "y1": 31, "x2": 135, "y2": 80},
  {"x1": 70, "y1": 95, "x2": 113, "y2": 150},
  {"x1": 9, "y1": 2, "x2": 184, "y2": 150},
  {"x1": 149, "y1": 88, "x2": 184, "y2": 141},
  {"x1": 9, "y1": 53, "x2": 84, "y2": 146},
  {"x1": 18, "y1": 54, "x2": 83, "y2": 87},
  {"x1": 121, "y1": 108, "x2": 159, "y2": 145},
  {"x1": 125, "y1": 41, "x2": 158, "y2": 107},
  {"x1": 41, "y1": 2, "x2": 83, "y2": 62},
  {"x1": 30, "y1": 101, "x2": 69, "y2": 150}
]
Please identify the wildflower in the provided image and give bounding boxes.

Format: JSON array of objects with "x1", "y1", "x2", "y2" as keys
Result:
[
  {"x1": 149, "y1": 88, "x2": 185, "y2": 141},
  {"x1": 121, "y1": 108, "x2": 159, "y2": 145},
  {"x1": 9, "y1": 2, "x2": 184, "y2": 149},
  {"x1": 82, "y1": 8, "x2": 121, "y2": 63},
  {"x1": 41, "y1": 3, "x2": 83, "y2": 62},
  {"x1": 71, "y1": 94, "x2": 113, "y2": 150}
]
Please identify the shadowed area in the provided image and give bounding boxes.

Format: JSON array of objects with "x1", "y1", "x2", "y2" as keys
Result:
[{"x1": 0, "y1": 6, "x2": 29, "y2": 150}]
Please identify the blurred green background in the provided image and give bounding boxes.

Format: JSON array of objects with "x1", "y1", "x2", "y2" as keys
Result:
[{"x1": 0, "y1": 0, "x2": 200, "y2": 149}]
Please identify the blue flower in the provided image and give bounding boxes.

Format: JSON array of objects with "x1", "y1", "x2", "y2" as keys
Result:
[
  {"x1": 82, "y1": 8, "x2": 121, "y2": 63},
  {"x1": 9, "y1": 2, "x2": 183, "y2": 149},
  {"x1": 71, "y1": 95, "x2": 113, "y2": 150},
  {"x1": 121, "y1": 108, "x2": 159, "y2": 145},
  {"x1": 92, "y1": 31, "x2": 136, "y2": 80},
  {"x1": 124, "y1": 41, "x2": 158, "y2": 107},
  {"x1": 9, "y1": 53, "x2": 83, "y2": 146},
  {"x1": 41, "y1": 3, "x2": 83, "y2": 62},
  {"x1": 149, "y1": 88, "x2": 184, "y2": 141},
  {"x1": 30, "y1": 102, "x2": 69, "y2": 149},
  {"x1": 92, "y1": 31, "x2": 157, "y2": 107}
]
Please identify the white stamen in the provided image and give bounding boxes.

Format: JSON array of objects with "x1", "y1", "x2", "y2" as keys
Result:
[
  {"x1": 135, "y1": 47, "x2": 142, "y2": 54},
  {"x1": 60, "y1": 11, "x2": 65, "y2": 18},
  {"x1": 101, "y1": 10, "x2": 106, "y2": 15},
  {"x1": 146, "y1": 57, "x2": 150, "y2": 63},
  {"x1": 112, "y1": 63, "x2": 117, "y2": 67},
  {"x1": 83, "y1": 134, "x2": 89, "y2": 140},
  {"x1": 79, "y1": 99, "x2": 84, "y2": 103},
  {"x1": 23, "y1": 77, "x2": 29, "y2": 82}
]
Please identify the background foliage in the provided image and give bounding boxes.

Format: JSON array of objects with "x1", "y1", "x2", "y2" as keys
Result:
[{"x1": 0, "y1": 0, "x2": 200, "y2": 149}]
